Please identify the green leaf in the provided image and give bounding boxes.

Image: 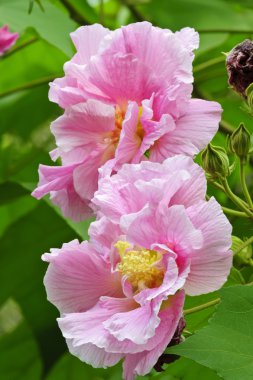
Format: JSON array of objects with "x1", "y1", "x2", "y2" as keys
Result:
[
  {"x1": 159, "y1": 358, "x2": 222, "y2": 380},
  {"x1": 0, "y1": 202, "x2": 79, "y2": 368},
  {"x1": 139, "y1": 0, "x2": 253, "y2": 32},
  {"x1": 0, "y1": 181, "x2": 28, "y2": 204},
  {"x1": 0, "y1": 0, "x2": 77, "y2": 56},
  {"x1": 0, "y1": 299, "x2": 42, "y2": 380},
  {"x1": 45, "y1": 352, "x2": 122, "y2": 380},
  {"x1": 168, "y1": 285, "x2": 253, "y2": 380},
  {"x1": 0, "y1": 194, "x2": 37, "y2": 237}
]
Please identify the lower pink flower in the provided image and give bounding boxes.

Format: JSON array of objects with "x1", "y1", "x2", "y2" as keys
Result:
[
  {"x1": 0, "y1": 25, "x2": 19, "y2": 55},
  {"x1": 43, "y1": 157, "x2": 232, "y2": 380}
]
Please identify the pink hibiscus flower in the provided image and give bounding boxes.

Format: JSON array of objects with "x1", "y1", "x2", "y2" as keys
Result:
[
  {"x1": 32, "y1": 22, "x2": 222, "y2": 221},
  {"x1": 0, "y1": 25, "x2": 19, "y2": 56},
  {"x1": 42, "y1": 156, "x2": 232, "y2": 380}
]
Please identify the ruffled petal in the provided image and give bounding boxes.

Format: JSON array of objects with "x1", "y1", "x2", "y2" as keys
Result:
[
  {"x1": 67, "y1": 340, "x2": 123, "y2": 369},
  {"x1": 42, "y1": 240, "x2": 123, "y2": 313},
  {"x1": 51, "y1": 100, "x2": 115, "y2": 154},
  {"x1": 70, "y1": 24, "x2": 110, "y2": 64},
  {"x1": 123, "y1": 290, "x2": 185, "y2": 380},
  {"x1": 151, "y1": 99, "x2": 222, "y2": 158},
  {"x1": 104, "y1": 300, "x2": 161, "y2": 345},
  {"x1": 185, "y1": 197, "x2": 232, "y2": 295},
  {"x1": 31, "y1": 163, "x2": 93, "y2": 221}
]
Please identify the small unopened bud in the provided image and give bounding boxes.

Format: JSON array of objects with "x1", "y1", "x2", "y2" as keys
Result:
[
  {"x1": 229, "y1": 123, "x2": 251, "y2": 160},
  {"x1": 202, "y1": 144, "x2": 230, "y2": 179},
  {"x1": 226, "y1": 39, "x2": 253, "y2": 97}
]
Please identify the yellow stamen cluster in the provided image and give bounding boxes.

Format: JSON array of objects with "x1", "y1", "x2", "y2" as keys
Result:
[{"x1": 115, "y1": 241, "x2": 164, "y2": 291}]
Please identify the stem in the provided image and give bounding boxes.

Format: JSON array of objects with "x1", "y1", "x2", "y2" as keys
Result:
[
  {"x1": 121, "y1": 0, "x2": 145, "y2": 21},
  {"x1": 99, "y1": 0, "x2": 104, "y2": 25},
  {"x1": 206, "y1": 193, "x2": 247, "y2": 217},
  {"x1": 0, "y1": 74, "x2": 61, "y2": 99},
  {"x1": 240, "y1": 159, "x2": 253, "y2": 207},
  {"x1": 208, "y1": 179, "x2": 226, "y2": 192},
  {"x1": 221, "y1": 178, "x2": 253, "y2": 218},
  {"x1": 233, "y1": 235, "x2": 253, "y2": 255},
  {"x1": 197, "y1": 29, "x2": 253, "y2": 34},
  {"x1": 219, "y1": 120, "x2": 234, "y2": 135},
  {"x1": 221, "y1": 206, "x2": 248, "y2": 218},
  {"x1": 1, "y1": 37, "x2": 38, "y2": 60},
  {"x1": 61, "y1": 0, "x2": 89, "y2": 24},
  {"x1": 194, "y1": 56, "x2": 225, "y2": 73},
  {"x1": 184, "y1": 298, "x2": 220, "y2": 316}
]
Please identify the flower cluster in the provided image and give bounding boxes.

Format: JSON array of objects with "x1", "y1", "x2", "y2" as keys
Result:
[
  {"x1": 0, "y1": 25, "x2": 19, "y2": 56},
  {"x1": 33, "y1": 22, "x2": 232, "y2": 380}
]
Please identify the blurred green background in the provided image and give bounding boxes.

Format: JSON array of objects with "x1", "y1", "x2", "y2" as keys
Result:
[{"x1": 0, "y1": 1, "x2": 253, "y2": 379}]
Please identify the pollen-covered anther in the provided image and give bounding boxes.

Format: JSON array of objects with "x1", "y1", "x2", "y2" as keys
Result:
[{"x1": 115, "y1": 241, "x2": 164, "y2": 291}]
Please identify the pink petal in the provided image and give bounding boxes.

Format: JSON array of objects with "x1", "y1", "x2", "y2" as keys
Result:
[
  {"x1": 73, "y1": 151, "x2": 104, "y2": 200},
  {"x1": 114, "y1": 102, "x2": 144, "y2": 170},
  {"x1": 123, "y1": 290, "x2": 185, "y2": 380},
  {"x1": 135, "y1": 255, "x2": 190, "y2": 305},
  {"x1": 42, "y1": 240, "x2": 123, "y2": 313},
  {"x1": 185, "y1": 197, "x2": 232, "y2": 295},
  {"x1": 175, "y1": 27, "x2": 199, "y2": 52},
  {"x1": 88, "y1": 217, "x2": 122, "y2": 252},
  {"x1": 106, "y1": 22, "x2": 196, "y2": 85},
  {"x1": 151, "y1": 99, "x2": 222, "y2": 158},
  {"x1": 87, "y1": 51, "x2": 157, "y2": 105},
  {"x1": 104, "y1": 300, "x2": 161, "y2": 345},
  {"x1": 51, "y1": 100, "x2": 115, "y2": 154},
  {"x1": 70, "y1": 24, "x2": 110, "y2": 65},
  {"x1": 49, "y1": 77, "x2": 86, "y2": 108},
  {"x1": 0, "y1": 25, "x2": 19, "y2": 55},
  {"x1": 58, "y1": 297, "x2": 134, "y2": 345},
  {"x1": 31, "y1": 163, "x2": 92, "y2": 221},
  {"x1": 123, "y1": 204, "x2": 203, "y2": 253},
  {"x1": 93, "y1": 156, "x2": 201, "y2": 223},
  {"x1": 67, "y1": 340, "x2": 123, "y2": 369}
]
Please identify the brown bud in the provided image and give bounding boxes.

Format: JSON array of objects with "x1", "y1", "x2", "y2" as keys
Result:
[{"x1": 226, "y1": 39, "x2": 253, "y2": 97}]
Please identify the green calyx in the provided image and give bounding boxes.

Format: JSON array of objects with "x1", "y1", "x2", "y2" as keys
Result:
[
  {"x1": 202, "y1": 143, "x2": 230, "y2": 179},
  {"x1": 228, "y1": 123, "x2": 251, "y2": 160}
]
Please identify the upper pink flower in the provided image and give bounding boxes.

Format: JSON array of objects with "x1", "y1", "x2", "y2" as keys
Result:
[
  {"x1": 0, "y1": 25, "x2": 19, "y2": 56},
  {"x1": 43, "y1": 156, "x2": 232, "y2": 380},
  {"x1": 32, "y1": 22, "x2": 222, "y2": 221}
]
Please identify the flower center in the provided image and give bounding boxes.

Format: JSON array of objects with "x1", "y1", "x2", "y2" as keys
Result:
[
  {"x1": 115, "y1": 241, "x2": 164, "y2": 291},
  {"x1": 114, "y1": 105, "x2": 145, "y2": 145}
]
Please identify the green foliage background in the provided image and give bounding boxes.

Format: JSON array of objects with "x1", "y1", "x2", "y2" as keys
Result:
[{"x1": 0, "y1": 0, "x2": 252, "y2": 379}]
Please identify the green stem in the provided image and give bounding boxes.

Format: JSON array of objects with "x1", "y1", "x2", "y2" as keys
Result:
[
  {"x1": 184, "y1": 298, "x2": 220, "y2": 315},
  {"x1": 208, "y1": 179, "x2": 226, "y2": 192},
  {"x1": 0, "y1": 74, "x2": 61, "y2": 99},
  {"x1": 233, "y1": 235, "x2": 253, "y2": 255},
  {"x1": 197, "y1": 29, "x2": 253, "y2": 34},
  {"x1": 240, "y1": 159, "x2": 253, "y2": 207},
  {"x1": 219, "y1": 120, "x2": 234, "y2": 135},
  {"x1": 61, "y1": 0, "x2": 90, "y2": 24},
  {"x1": 194, "y1": 56, "x2": 225, "y2": 73},
  {"x1": 221, "y1": 206, "x2": 248, "y2": 218},
  {"x1": 121, "y1": 0, "x2": 145, "y2": 21},
  {"x1": 99, "y1": 0, "x2": 104, "y2": 25},
  {"x1": 1, "y1": 37, "x2": 38, "y2": 60},
  {"x1": 206, "y1": 194, "x2": 247, "y2": 217},
  {"x1": 221, "y1": 179, "x2": 253, "y2": 218}
]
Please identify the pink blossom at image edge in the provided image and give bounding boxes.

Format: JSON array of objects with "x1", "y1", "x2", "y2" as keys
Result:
[{"x1": 0, "y1": 25, "x2": 19, "y2": 55}]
